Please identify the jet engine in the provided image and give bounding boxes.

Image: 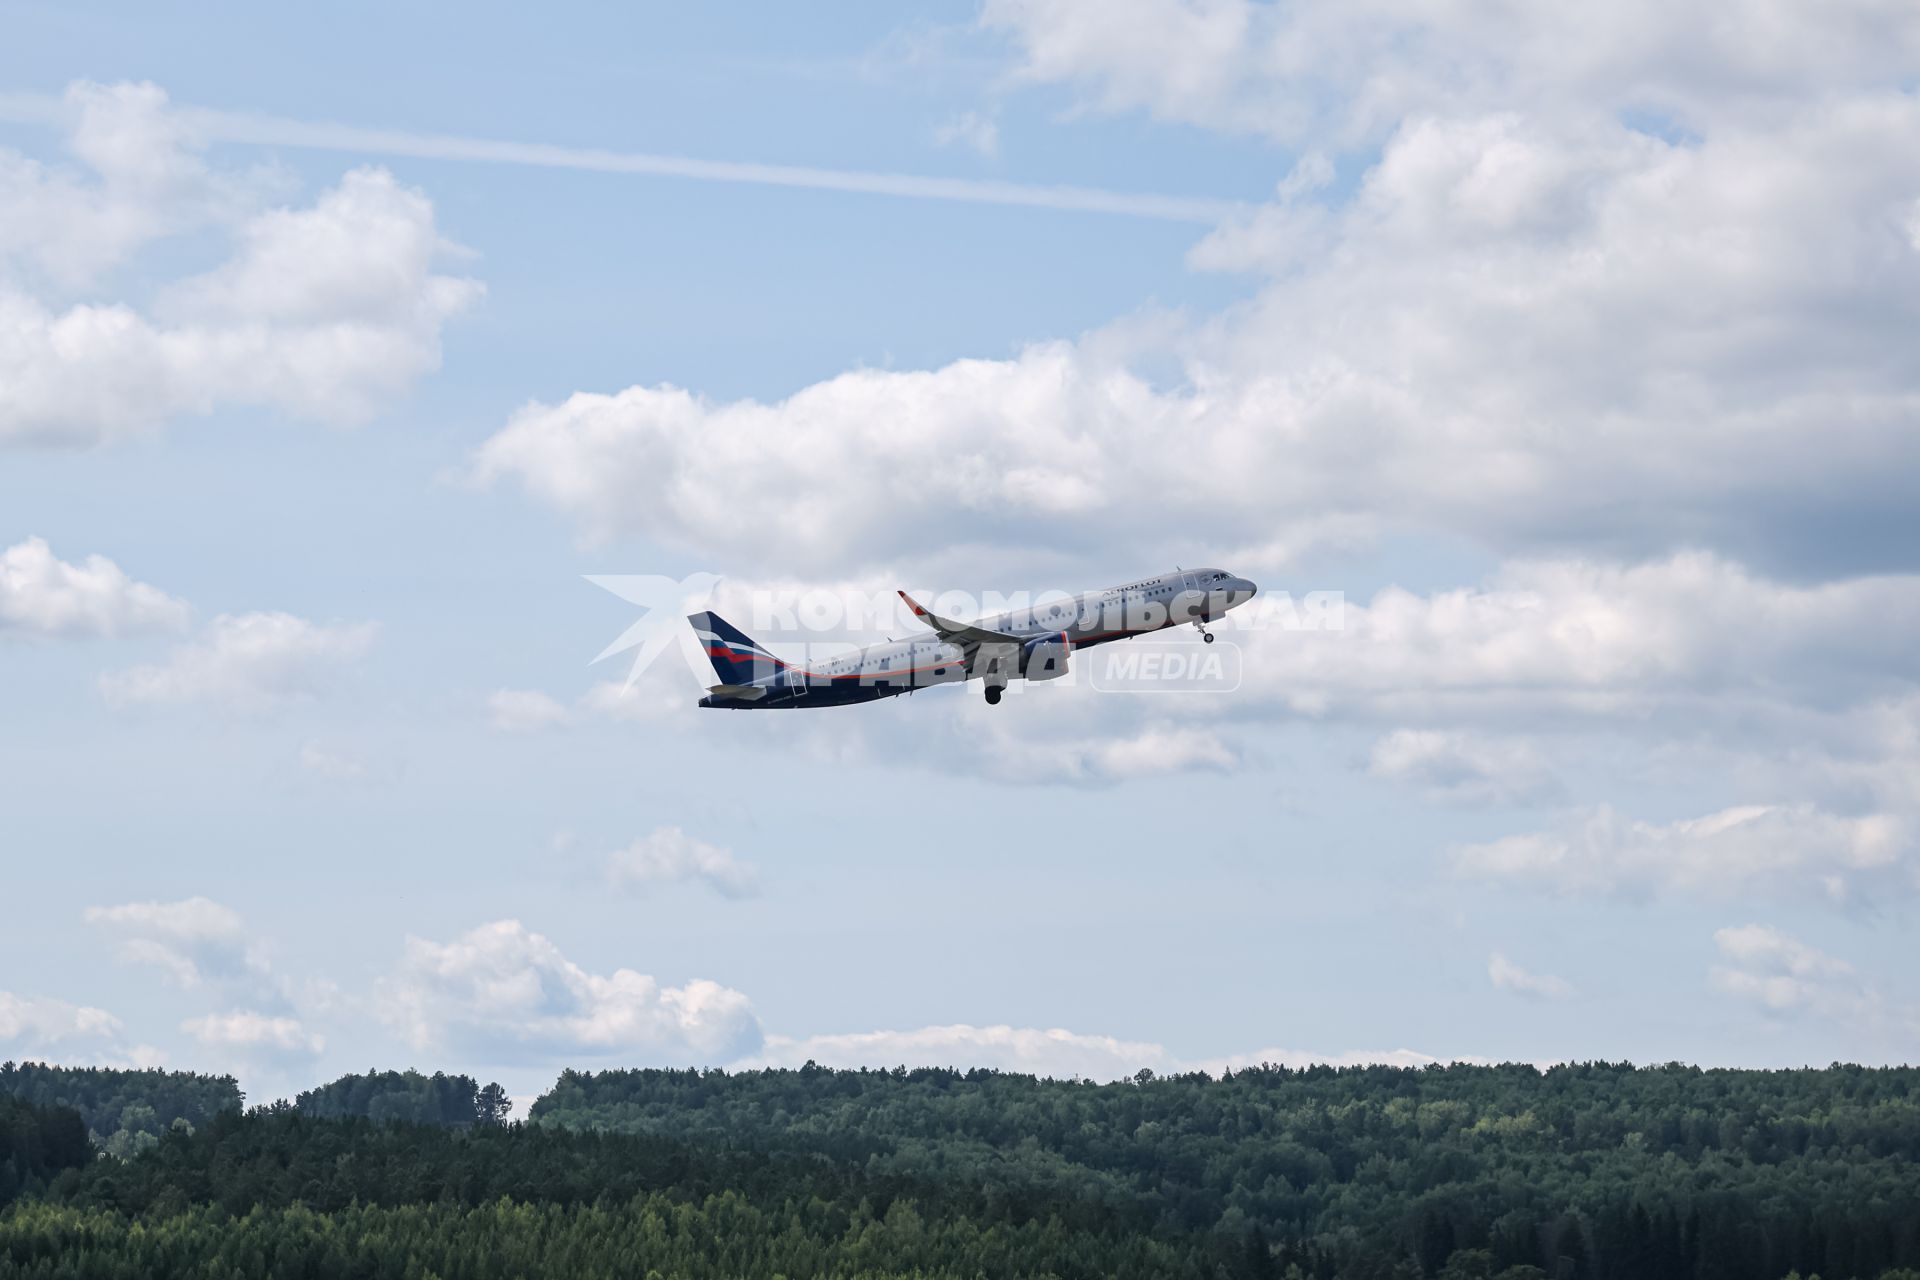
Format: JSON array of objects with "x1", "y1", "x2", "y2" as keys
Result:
[{"x1": 1021, "y1": 633, "x2": 1071, "y2": 681}]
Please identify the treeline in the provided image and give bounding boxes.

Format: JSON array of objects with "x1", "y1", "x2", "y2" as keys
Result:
[
  {"x1": 0, "y1": 1064, "x2": 506, "y2": 1148},
  {"x1": 531, "y1": 1060, "x2": 1920, "y2": 1280},
  {"x1": 289, "y1": 1070, "x2": 512, "y2": 1127},
  {"x1": 0, "y1": 1063, "x2": 239, "y2": 1159},
  {"x1": 4, "y1": 1060, "x2": 1920, "y2": 1278}
]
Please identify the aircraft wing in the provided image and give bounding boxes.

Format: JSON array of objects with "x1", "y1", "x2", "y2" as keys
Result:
[{"x1": 897, "y1": 591, "x2": 1022, "y2": 652}]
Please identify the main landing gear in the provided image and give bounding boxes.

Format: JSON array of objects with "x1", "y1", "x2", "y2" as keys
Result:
[{"x1": 984, "y1": 684, "x2": 1004, "y2": 706}]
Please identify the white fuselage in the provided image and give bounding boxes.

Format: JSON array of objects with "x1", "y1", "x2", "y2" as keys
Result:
[{"x1": 698, "y1": 567, "x2": 1258, "y2": 708}]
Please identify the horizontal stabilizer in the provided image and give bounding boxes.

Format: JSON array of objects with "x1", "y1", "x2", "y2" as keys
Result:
[{"x1": 705, "y1": 683, "x2": 768, "y2": 701}]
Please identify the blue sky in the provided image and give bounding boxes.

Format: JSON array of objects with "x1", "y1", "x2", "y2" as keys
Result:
[{"x1": 3, "y1": 1, "x2": 1919, "y2": 1103}]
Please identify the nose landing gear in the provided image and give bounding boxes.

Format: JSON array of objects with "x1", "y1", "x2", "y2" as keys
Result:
[
  {"x1": 984, "y1": 684, "x2": 1004, "y2": 706},
  {"x1": 1195, "y1": 619, "x2": 1215, "y2": 643}
]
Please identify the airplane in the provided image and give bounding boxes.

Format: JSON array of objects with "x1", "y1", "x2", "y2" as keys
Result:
[{"x1": 692, "y1": 567, "x2": 1258, "y2": 709}]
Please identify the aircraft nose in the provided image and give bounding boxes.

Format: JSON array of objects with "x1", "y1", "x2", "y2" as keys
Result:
[{"x1": 1238, "y1": 578, "x2": 1258, "y2": 598}]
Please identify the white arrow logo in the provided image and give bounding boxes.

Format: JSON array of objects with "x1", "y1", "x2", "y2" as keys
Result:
[{"x1": 585, "y1": 572, "x2": 722, "y2": 691}]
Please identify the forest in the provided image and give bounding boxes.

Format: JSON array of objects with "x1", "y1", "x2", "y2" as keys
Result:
[
  {"x1": 0, "y1": 1062, "x2": 239, "y2": 1159},
  {"x1": 291, "y1": 1068, "x2": 513, "y2": 1128},
  {"x1": 2, "y1": 1059, "x2": 1918, "y2": 1279}
]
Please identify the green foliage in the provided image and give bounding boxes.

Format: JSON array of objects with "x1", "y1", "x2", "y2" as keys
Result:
[
  {"x1": 3, "y1": 1060, "x2": 1918, "y2": 1278},
  {"x1": 0, "y1": 1098, "x2": 91, "y2": 1208},
  {"x1": 45, "y1": 1109, "x2": 1156, "y2": 1233},
  {"x1": 292, "y1": 1070, "x2": 513, "y2": 1127},
  {"x1": 7, "y1": 1110, "x2": 1218, "y2": 1278},
  {"x1": 0, "y1": 1193, "x2": 1207, "y2": 1280},
  {"x1": 531, "y1": 1060, "x2": 1920, "y2": 1279},
  {"x1": 476, "y1": 1081, "x2": 512, "y2": 1126},
  {"x1": 0, "y1": 1062, "x2": 239, "y2": 1157}
]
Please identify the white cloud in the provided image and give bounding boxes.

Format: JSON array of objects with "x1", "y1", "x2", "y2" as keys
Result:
[
  {"x1": 1370, "y1": 730, "x2": 1558, "y2": 807},
  {"x1": 83, "y1": 896, "x2": 283, "y2": 1003},
  {"x1": 976, "y1": 718, "x2": 1239, "y2": 784},
  {"x1": 607, "y1": 827, "x2": 759, "y2": 898},
  {"x1": 1183, "y1": 103, "x2": 1920, "y2": 577},
  {"x1": 100, "y1": 611, "x2": 376, "y2": 712},
  {"x1": 0, "y1": 990, "x2": 164, "y2": 1067},
  {"x1": 748, "y1": 1023, "x2": 1474, "y2": 1080},
  {"x1": 0, "y1": 81, "x2": 263, "y2": 286},
  {"x1": 1714, "y1": 924, "x2": 1853, "y2": 981},
  {"x1": 1454, "y1": 803, "x2": 1913, "y2": 906},
  {"x1": 1707, "y1": 925, "x2": 1909, "y2": 1030},
  {"x1": 160, "y1": 169, "x2": 465, "y2": 331},
  {"x1": 377, "y1": 920, "x2": 762, "y2": 1063},
  {"x1": 1488, "y1": 952, "x2": 1574, "y2": 1000},
  {"x1": 487, "y1": 688, "x2": 574, "y2": 732},
  {"x1": 0, "y1": 536, "x2": 189, "y2": 637},
  {"x1": 181, "y1": 1011, "x2": 324, "y2": 1060},
  {"x1": 83, "y1": 897, "x2": 341, "y2": 1079},
  {"x1": 981, "y1": 0, "x2": 1920, "y2": 143},
  {"x1": 0, "y1": 82, "x2": 480, "y2": 448},
  {"x1": 472, "y1": 93, "x2": 1920, "y2": 586},
  {"x1": 1238, "y1": 554, "x2": 1920, "y2": 725},
  {"x1": 986, "y1": 0, "x2": 1304, "y2": 140},
  {"x1": 471, "y1": 344, "x2": 1144, "y2": 562},
  {"x1": 0, "y1": 991, "x2": 125, "y2": 1056},
  {"x1": 933, "y1": 110, "x2": 1000, "y2": 156}
]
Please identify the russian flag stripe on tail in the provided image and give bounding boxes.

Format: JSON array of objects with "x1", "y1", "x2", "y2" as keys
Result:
[{"x1": 688, "y1": 611, "x2": 787, "y2": 685}]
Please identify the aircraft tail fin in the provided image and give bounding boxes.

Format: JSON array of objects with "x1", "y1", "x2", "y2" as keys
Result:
[{"x1": 688, "y1": 611, "x2": 787, "y2": 684}]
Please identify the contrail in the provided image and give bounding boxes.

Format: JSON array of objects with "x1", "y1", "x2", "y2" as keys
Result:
[{"x1": 0, "y1": 92, "x2": 1246, "y2": 224}]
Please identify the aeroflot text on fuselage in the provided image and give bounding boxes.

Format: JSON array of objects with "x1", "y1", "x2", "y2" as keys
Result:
[{"x1": 690, "y1": 567, "x2": 1259, "y2": 709}]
